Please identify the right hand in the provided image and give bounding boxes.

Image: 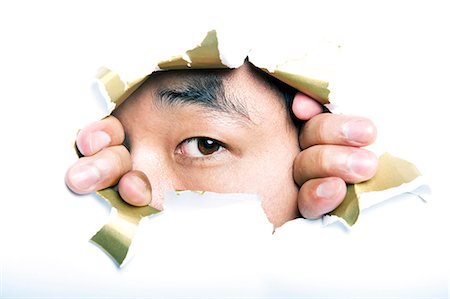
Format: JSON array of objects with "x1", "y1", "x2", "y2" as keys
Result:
[{"x1": 65, "y1": 115, "x2": 152, "y2": 206}]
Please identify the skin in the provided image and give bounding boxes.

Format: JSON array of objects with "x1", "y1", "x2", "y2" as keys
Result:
[
  {"x1": 66, "y1": 68, "x2": 378, "y2": 225},
  {"x1": 114, "y1": 64, "x2": 301, "y2": 227}
]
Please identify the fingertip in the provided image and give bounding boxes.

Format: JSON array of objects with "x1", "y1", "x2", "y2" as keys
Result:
[
  {"x1": 66, "y1": 145, "x2": 131, "y2": 196},
  {"x1": 75, "y1": 129, "x2": 88, "y2": 156},
  {"x1": 64, "y1": 161, "x2": 100, "y2": 194},
  {"x1": 343, "y1": 117, "x2": 378, "y2": 146},
  {"x1": 347, "y1": 150, "x2": 379, "y2": 183},
  {"x1": 292, "y1": 93, "x2": 323, "y2": 121},
  {"x1": 65, "y1": 166, "x2": 80, "y2": 194},
  {"x1": 76, "y1": 129, "x2": 111, "y2": 156},
  {"x1": 75, "y1": 116, "x2": 125, "y2": 156},
  {"x1": 118, "y1": 171, "x2": 152, "y2": 206},
  {"x1": 298, "y1": 177, "x2": 346, "y2": 219}
]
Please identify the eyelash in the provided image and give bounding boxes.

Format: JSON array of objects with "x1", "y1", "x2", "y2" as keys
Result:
[{"x1": 175, "y1": 137, "x2": 228, "y2": 162}]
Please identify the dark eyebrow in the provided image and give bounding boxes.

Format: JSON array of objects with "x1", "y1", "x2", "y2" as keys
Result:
[{"x1": 155, "y1": 71, "x2": 250, "y2": 120}]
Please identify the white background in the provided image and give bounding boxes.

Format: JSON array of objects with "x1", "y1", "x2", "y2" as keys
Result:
[{"x1": 1, "y1": 0, "x2": 449, "y2": 298}]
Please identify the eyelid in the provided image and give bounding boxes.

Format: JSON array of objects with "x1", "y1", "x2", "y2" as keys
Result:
[
  {"x1": 175, "y1": 136, "x2": 229, "y2": 164},
  {"x1": 177, "y1": 137, "x2": 227, "y2": 151}
]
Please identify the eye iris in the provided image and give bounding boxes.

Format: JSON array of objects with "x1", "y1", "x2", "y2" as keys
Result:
[{"x1": 197, "y1": 138, "x2": 220, "y2": 155}]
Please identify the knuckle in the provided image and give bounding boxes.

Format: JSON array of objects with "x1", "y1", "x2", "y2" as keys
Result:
[
  {"x1": 314, "y1": 116, "x2": 328, "y2": 144},
  {"x1": 293, "y1": 152, "x2": 307, "y2": 183},
  {"x1": 301, "y1": 113, "x2": 331, "y2": 148},
  {"x1": 314, "y1": 146, "x2": 331, "y2": 175},
  {"x1": 111, "y1": 146, "x2": 131, "y2": 174},
  {"x1": 97, "y1": 146, "x2": 131, "y2": 180}
]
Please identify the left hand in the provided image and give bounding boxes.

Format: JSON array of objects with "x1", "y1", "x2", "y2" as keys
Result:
[{"x1": 291, "y1": 93, "x2": 378, "y2": 219}]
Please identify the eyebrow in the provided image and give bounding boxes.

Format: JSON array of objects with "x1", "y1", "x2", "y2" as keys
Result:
[{"x1": 155, "y1": 72, "x2": 251, "y2": 121}]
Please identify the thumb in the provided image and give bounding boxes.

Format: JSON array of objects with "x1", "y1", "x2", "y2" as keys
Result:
[
  {"x1": 118, "y1": 170, "x2": 152, "y2": 206},
  {"x1": 292, "y1": 93, "x2": 327, "y2": 121}
]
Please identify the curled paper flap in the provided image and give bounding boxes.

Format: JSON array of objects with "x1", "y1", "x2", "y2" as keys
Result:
[
  {"x1": 96, "y1": 68, "x2": 147, "y2": 113},
  {"x1": 91, "y1": 188, "x2": 160, "y2": 266},
  {"x1": 260, "y1": 64, "x2": 330, "y2": 104},
  {"x1": 95, "y1": 29, "x2": 335, "y2": 112},
  {"x1": 325, "y1": 153, "x2": 428, "y2": 227},
  {"x1": 157, "y1": 30, "x2": 227, "y2": 69}
]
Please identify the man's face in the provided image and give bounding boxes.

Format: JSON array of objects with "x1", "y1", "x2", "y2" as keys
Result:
[{"x1": 113, "y1": 62, "x2": 300, "y2": 227}]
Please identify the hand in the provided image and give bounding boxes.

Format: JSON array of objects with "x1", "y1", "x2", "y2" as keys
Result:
[
  {"x1": 65, "y1": 116, "x2": 152, "y2": 206},
  {"x1": 292, "y1": 93, "x2": 378, "y2": 219}
]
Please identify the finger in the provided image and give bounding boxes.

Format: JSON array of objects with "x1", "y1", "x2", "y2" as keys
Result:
[
  {"x1": 76, "y1": 116, "x2": 125, "y2": 156},
  {"x1": 292, "y1": 93, "x2": 324, "y2": 121},
  {"x1": 294, "y1": 145, "x2": 378, "y2": 186},
  {"x1": 118, "y1": 170, "x2": 152, "y2": 206},
  {"x1": 299, "y1": 114, "x2": 377, "y2": 149},
  {"x1": 298, "y1": 177, "x2": 347, "y2": 219},
  {"x1": 65, "y1": 145, "x2": 131, "y2": 194}
]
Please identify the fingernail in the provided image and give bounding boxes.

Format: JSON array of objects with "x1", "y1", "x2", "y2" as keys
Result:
[
  {"x1": 88, "y1": 131, "x2": 111, "y2": 154},
  {"x1": 130, "y1": 175, "x2": 151, "y2": 205},
  {"x1": 132, "y1": 176, "x2": 148, "y2": 194},
  {"x1": 316, "y1": 179, "x2": 341, "y2": 199},
  {"x1": 347, "y1": 152, "x2": 378, "y2": 178},
  {"x1": 70, "y1": 164, "x2": 101, "y2": 192},
  {"x1": 343, "y1": 119, "x2": 375, "y2": 144}
]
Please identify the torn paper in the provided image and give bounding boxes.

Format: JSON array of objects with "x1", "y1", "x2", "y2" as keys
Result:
[
  {"x1": 85, "y1": 29, "x2": 426, "y2": 265},
  {"x1": 324, "y1": 153, "x2": 430, "y2": 228},
  {"x1": 111, "y1": 190, "x2": 273, "y2": 267},
  {"x1": 96, "y1": 29, "x2": 334, "y2": 114},
  {"x1": 91, "y1": 188, "x2": 160, "y2": 266},
  {"x1": 162, "y1": 190, "x2": 273, "y2": 235}
]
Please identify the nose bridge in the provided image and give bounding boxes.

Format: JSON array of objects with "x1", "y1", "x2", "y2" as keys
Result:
[
  {"x1": 130, "y1": 148, "x2": 179, "y2": 208},
  {"x1": 148, "y1": 167, "x2": 177, "y2": 206}
]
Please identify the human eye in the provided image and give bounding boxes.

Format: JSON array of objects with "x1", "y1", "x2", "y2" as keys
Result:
[{"x1": 176, "y1": 137, "x2": 226, "y2": 158}]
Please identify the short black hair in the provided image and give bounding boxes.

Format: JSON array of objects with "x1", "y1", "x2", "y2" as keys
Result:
[
  {"x1": 156, "y1": 67, "x2": 250, "y2": 120},
  {"x1": 149, "y1": 59, "x2": 303, "y2": 130}
]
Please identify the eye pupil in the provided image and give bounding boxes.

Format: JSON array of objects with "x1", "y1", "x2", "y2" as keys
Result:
[{"x1": 197, "y1": 138, "x2": 220, "y2": 155}]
